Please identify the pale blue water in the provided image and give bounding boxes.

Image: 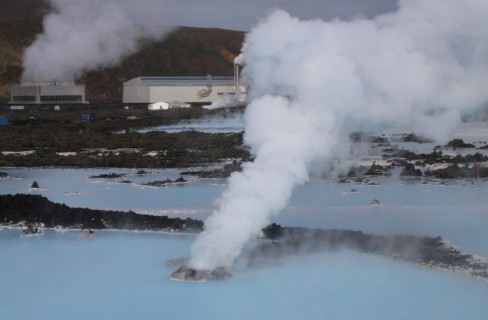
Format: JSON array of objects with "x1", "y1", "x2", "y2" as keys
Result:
[
  {"x1": 0, "y1": 167, "x2": 223, "y2": 216},
  {"x1": 2, "y1": 168, "x2": 487, "y2": 255},
  {"x1": 1, "y1": 168, "x2": 488, "y2": 319},
  {"x1": 137, "y1": 115, "x2": 245, "y2": 133}
]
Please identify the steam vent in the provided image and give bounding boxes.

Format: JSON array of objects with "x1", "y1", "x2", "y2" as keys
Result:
[
  {"x1": 10, "y1": 81, "x2": 87, "y2": 104},
  {"x1": 170, "y1": 265, "x2": 232, "y2": 282}
]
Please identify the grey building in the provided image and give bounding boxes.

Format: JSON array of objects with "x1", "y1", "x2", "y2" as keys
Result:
[
  {"x1": 10, "y1": 81, "x2": 87, "y2": 104},
  {"x1": 123, "y1": 75, "x2": 246, "y2": 105}
]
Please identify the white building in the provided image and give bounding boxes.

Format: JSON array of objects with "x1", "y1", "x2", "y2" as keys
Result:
[
  {"x1": 148, "y1": 101, "x2": 191, "y2": 110},
  {"x1": 10, "y1": 81, "x2": 87, "y2": 104},
  {"x1": 123, "y1": 75, "x2": 246, "y2": 106}
]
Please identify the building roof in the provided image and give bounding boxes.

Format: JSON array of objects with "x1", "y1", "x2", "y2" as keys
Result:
[
  {"x1": 126, "y1": 76, "x2": 236, "y2": 86},
  {"x1": 15, "y1": 81, "x2": 81, "y2": 87}
]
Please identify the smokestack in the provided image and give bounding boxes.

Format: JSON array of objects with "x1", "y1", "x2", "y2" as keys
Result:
[
  {"x1": 189, "y1": 0, "x2": 488, "y2": 271},
  {"x1": 234, "y1": 61, "x2": 241, "y2": 103}
]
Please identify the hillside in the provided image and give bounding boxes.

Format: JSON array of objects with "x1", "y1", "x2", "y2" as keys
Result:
[
  {"x1": 0, "y1": 0, "x2": 50, "y2": 19},
  {"x1": 81, "y1": 27, "x2": 244, "y2": 102},
  {"x1": 0, "y1": 0, "x2": 245, "y2": 102}
]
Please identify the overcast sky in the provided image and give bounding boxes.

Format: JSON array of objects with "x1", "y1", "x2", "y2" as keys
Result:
[{"x1": 118, "y1": 0, "x2": 399, "y2": 31}]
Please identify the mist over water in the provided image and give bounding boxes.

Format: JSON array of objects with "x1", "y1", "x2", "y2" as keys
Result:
[
  {"x1": 21, "y1": 0, "x2": 170, "y2": 81},
  {"x1": 189, "y1": 0, "x2": 488, "y2": 270},
  {"x1": 137, "y1": 113, "x2": 245, "y2": 133}
]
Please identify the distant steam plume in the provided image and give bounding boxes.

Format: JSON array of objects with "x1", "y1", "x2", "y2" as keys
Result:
[
  {"x1": 189, "y1": 0, "x2": 488, "y2": 270},
  {"x1": 21, "y1": 0, "x2": 170, "y2": 81}
]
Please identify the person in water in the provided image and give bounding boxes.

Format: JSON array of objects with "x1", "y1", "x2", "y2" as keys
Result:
[
  {"x1": 23, "y1": 225, "x2": 40, "y2": 235},
  {"x1": 79, "y1": 229, "x2": 95, "y2": 239}
]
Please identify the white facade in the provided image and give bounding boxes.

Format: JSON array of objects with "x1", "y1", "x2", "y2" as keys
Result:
[
  {"x1": 10, "y1": 81, "x2": 87, "y2": 104},
  {"x1": 123, "y1": 76, "x2": 246, "y2": 105},
  {"x1": 148, "y1": 101, "x2": 191, "y2": 110},
  {"x1": 148, "y1": 101, "x2": 170, "y2": 110}
]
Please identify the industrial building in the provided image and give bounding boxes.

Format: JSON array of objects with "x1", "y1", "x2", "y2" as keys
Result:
[
  {"x1": 10, "y1": 81, "x2": 87, "y2": 105},
  {"x1": 122, "y1": 75, "x2": 246, "y2": 106}
]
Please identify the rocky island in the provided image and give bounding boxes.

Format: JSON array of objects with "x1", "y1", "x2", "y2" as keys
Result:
[{"x1": 168, "y1": 224, "x2": 488, "y2": 282}]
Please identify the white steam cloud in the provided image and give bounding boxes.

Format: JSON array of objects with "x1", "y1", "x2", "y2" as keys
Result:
[
  {"x1": 189, "y1": 0, "x2": 488, "y2": 270},
  {"x1": 22, "y1": 0, "x2": 169, "y2": 81}
]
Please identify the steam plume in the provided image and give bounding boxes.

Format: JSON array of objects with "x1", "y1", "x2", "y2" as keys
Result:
[
  {"x1": 189, "y1": 0, "x2": 488, "y2": 270},
  {"x1": 22, "y1": 0, "x2": 169, "y2": 81}
]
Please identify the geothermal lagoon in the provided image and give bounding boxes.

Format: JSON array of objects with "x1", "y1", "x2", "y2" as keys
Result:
[
  {"x1": 3, "y1": 1, "x2": 488, "y2": 318},
  {"x1": 1, "y1": 163, "x2": 488, "y2": 319},
  {"x1": 2, "y1": 120, "x2": 488, "y2": 319}
]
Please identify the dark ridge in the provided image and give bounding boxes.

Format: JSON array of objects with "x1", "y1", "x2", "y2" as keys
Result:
[
  {"x1": 255, "y1": 223, "x2": 488, "y2": 281},
  {"x1": 260, "y1": 224, "x2": 468, "y2": 266},
  {"x1": 0, "y1": 193, "x2": 203, "y2": 232}
]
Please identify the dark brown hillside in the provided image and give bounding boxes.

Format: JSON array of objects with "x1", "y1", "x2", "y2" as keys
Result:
[
  {"x1": 0, "y1": 0, "x2": 53, "y2": 100},
  {"x1": 0, "y1": 0, "x2": 245, "y2": 102},
  {"x1": 0, "y1": 19, "x2": 43, "y2": 101},
  {"x1": 0, "y1": 0, "x2": 51, "y2": 19}
]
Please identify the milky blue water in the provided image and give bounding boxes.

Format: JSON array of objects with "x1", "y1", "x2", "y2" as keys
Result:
[
  {"x1": 137, "y1": 115, "x2": 245, "y2": 133},
  {"x1": 1, "y1": 167, "x2": 488, "y2": 319}
]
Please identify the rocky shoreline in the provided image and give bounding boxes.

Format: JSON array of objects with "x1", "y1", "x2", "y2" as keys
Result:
[
  {"x1": 0, "y1": 105, "x2": 250, "y2": 171},
  {"x1": 0, "y1": 194, "x2": 203, "y2": 232},
  {"x1": 1, "y1": 102, "x2": 488, "y2": 180}
]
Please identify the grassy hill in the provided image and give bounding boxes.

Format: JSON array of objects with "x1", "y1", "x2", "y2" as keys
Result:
[{"x1": 0, "y1": 0, "x2": 245, "y2": 102}]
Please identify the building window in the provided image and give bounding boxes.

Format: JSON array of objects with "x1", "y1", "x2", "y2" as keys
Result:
[
  {"x1": 12, "y1": 96, "x2": 36, "y2": 103},
  {"x1": 40, "y1": 95, "x2": 82, "y2": 103}
]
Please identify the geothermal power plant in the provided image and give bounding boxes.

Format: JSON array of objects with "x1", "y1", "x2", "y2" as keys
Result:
[
  {"x1": 123, "y1": 74, "x2": 246, "y2": 106},
  {"x1": 10, "y1": 70, "x2": 246, "y2": 107},
  {"x1": 10, "y1": 81, "x2": 87, "y2": 105}
]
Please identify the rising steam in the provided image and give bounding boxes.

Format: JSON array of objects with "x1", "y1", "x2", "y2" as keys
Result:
[
  {"x1": 189, "y1": 0, "x2": 488, "y2": 270},
  {"x1": 22, "y1": 0, "x2": 169, "y2": 81}
]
